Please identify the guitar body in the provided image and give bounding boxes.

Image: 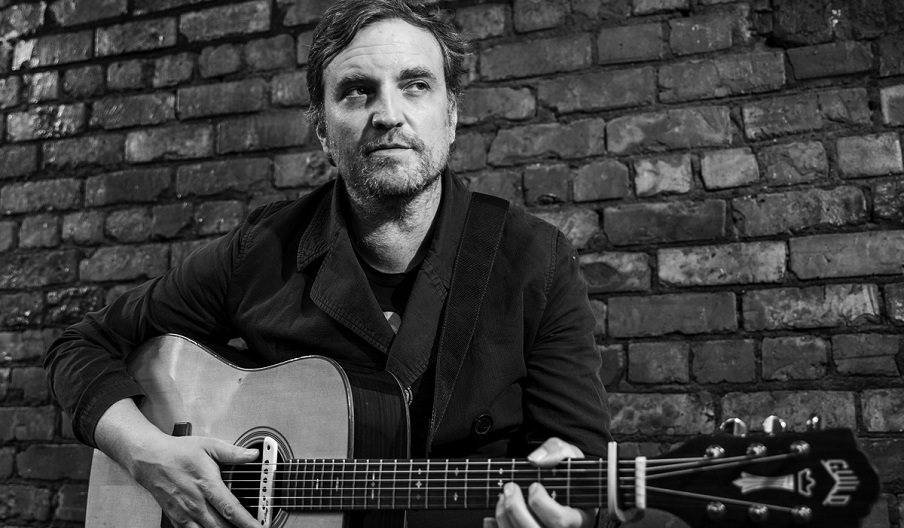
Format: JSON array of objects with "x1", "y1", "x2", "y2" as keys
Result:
[{"x1": 85, "y1": 334, "x2": 408, "y2": 528}]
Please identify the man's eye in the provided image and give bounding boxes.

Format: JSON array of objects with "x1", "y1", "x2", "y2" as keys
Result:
[
  {"x1": 344, "y1": 87, "x2": 369, "y2": 98},
  {"x1": 406, "y1": 81, "x2": 430, "y2": 92}
]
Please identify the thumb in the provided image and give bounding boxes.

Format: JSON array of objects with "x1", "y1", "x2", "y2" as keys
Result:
[{"x1": 203, "y1": 438, "x2": 260, "y2": 464}]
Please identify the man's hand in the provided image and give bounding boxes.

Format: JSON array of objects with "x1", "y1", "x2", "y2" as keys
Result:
[{"x1": 489, "y1": 437, "x2": 597, "y2": 528}]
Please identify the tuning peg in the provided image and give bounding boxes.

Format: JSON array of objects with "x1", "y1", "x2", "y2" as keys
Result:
[
  {"x1": 762, "y1": 415, "x2": 786, "y2": 435},
  {"x1": 719, "y1": 418, "x2": 748, "y2": 437},
  {"x1": 748, "y1": 504, "x2": 769, "y2": 523},
  {"x1": 806, "y1": 414, "x2": 822, "y2": 431}
]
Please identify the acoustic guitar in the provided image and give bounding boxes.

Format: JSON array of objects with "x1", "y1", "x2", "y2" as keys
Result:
[{"x1": 85, "y1": 334, "x2": 880, "y2": 527}]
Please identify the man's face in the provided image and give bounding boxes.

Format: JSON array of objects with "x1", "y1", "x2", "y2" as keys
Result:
[{"x1": 317, "y1": 18, "x2": 457, "y2": 203}]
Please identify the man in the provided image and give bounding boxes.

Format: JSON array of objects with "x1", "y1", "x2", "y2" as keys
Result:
[{"x1": 43, "y1": 1, "x2": 611, "y2": 527}]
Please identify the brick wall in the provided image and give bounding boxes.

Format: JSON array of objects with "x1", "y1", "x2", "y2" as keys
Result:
[{"x1": 1, "y1": 0, "x2": 903, "y2": 526}]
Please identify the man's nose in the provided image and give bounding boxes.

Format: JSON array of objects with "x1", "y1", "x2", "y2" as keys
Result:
[{"x1": 371, "y1": 91, "x2": 404, "y2": 129}]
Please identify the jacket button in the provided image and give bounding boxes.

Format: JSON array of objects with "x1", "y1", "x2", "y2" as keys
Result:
[{"x1": 472, "y1": 414, "x2": 493, "y2": 435}]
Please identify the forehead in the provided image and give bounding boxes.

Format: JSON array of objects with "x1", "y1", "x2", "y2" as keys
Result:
[{"x1": 324, "y1": 18, "x2": 446, "y2": 83}]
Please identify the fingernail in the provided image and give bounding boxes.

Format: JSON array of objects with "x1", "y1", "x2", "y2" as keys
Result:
[
  {"x1": 244, "y1": 448, "x2": 259, "y2": 457},
  {"x1": 504, "y1": 483, "x2": 516, "y2": 496},
  {"x1": 529, "y1": 482, "x2": 541, "y2": 494},
  {"x1": 527, "y1": 446, "x2": 548, "y2": 463}
]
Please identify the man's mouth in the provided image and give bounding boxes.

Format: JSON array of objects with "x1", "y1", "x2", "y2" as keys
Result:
[{"x1": 367, "y1": 143, "x2": 411, "y2": 153}]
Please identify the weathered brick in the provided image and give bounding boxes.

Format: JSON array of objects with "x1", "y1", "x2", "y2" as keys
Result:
[
  {"x1": 538, "y1": 67, "x2": 655, "y2": 114},
  {"x1": 176, "y1": 158, "x2": 270, "y2": 196},
  {"x1": 742, "y1": 89, "x2": 870, "y2": 140},
  {"x1": 733, "y1": 186, "x2": 867, "y2": 237},
  {"x1": 91, "y1": 93, "x2": 175, "y2": 130},
  {"x1": 604, "y1": 199, "x2": 726, "y2": 245},
  {"x1": 0, "y1": 250, "x2": 77, "y2": 289},
  {"x1": 107, "y1": 58, "x2": 146, "y2": 90},
  {"x1": 0, "y1": 407, "x2": 54, "y2": 440},
  {"x1": 80, "y1": 244, "x2": 169, "y2": 281},
  {"x1": 481, "y1": 34, "x2": 592, "y2": 80},
  {"x1": 609, "y1": 392, "x2": 714, "y2": 435},
  {"x1": 722, "y1": 391, "x2": 856, "y2": 430},
  {"x1": 85, "y1": 168, "x2": 171, "y2": 206},
  {"x1": 199, "y1": 43, "x2": 242, "y2": 77},
  {"x1": 0, "y1": 221, "x2": 14, "y2": 251},
  {"x1": 17, "y1": 444, "x2": 92, "y2": 480},
  {"x1": 580, "y1": 252, "x2": 651, "y2": 293},
  {"x1": 609, "y1": 292, "x2": 736, "y2": 337},
  {"x1": 762, "y1": 336, "x2": 828, "y2": 381},
  {"x1": 126, "y1": 124, "x2": 213, "y2": 162},
  {"x1": 0, "y1": 144, "x2": 38, "y2": 178},
  {"x1": 0, "y1": 76, "x2": 21, "y2": 108},
  {"x1": 597, "y1": 343, "x2": 623, "y2": 385},
  {"x1": 788, "y1": 41, "x2": 873, "y2": 80},
  {"x1": 62, "y1": 211, "x2": 104, "y2": 244},
  {"x1": 0, "y1": 292, "x2": 44, "y2": 325},
  {"x1": 513, "y1": 0, "x2": 567, "y2": 32},
  {"x1": 464, "y1": 170, "x2": 522, "y2": 204},
  {"x1": 669, "y1": 15, "x2": 732, "y2": 55},
  {"x1": 863, "y1": 389, "x2": 904, "y2": 431},
  {"x1": 0, "y1": 330, "x2": 45, "y2": 362},
  {"x1": 607, "y1": 106, "x2": 732, "y2": 154},
  {"x1": 6, "y1": 103, "x2": 86, "y2": 141},
  {"x1": 105, "y1": 208, "x2": 152, "y2": 243},
  {"x1": 659, "y1": 52, "x2": 785, "y2": 103},
  {"x1": 454, "y1": 3, "x2": 508, "y2": 40},
  {"x1": 633, "y1": 0, "x2": 688, "y2": 14},
  {"x1": 692, "y1": 339, "x2": 756, "y2": 383},
  {"x1": 886, "y1": 283, "x2": 904, "y2": 324},
  {"x1": 177, "y1": 78, "x2": 266, "y2": 119},
  {"x1": 573, "y1": 159, "x2": 629, "y2": 202},
  {"x1": 19, "y1": 214, "x2": 60, "y2": 248},
  {"x1": 659, "y1": 241, "x2": 786, "y2": 287},
  {"x1": 63, "y1": 64, "x2": 103, "y2": 97},
  {"x1": 296, "y1": 30, "x2": 313, "y2": 65},
  {"x1": 0, "y1": 447, "x2": 12, "y2": 478},
  {"x1": 700, "y1": 147, "x2": 758, "y2": 189},
  {"x1": 1, "y1": 179, "x2": 81, "y2": 213},
  {"x1": 523, "y1": 163, "x2": 569, "y2": 205},
  {"x1": 628, "y1": 342, "x2": 689, "y2": 384},
  {"x1": 0, "y1": 485, "x2": 52, "y2": 521},
  {"x1": 10, "y1": 367, "x2": 49, "y2": 400},
  {"x1": 195, "y1": 200, "x2": 244, "y2": 235},
  {"x1": 13, "y1": 31, "x2": 92, "y2": 70},
  {"x1": 279, "y1": 0, "x2": 334, "y2": 26},
  {"x1": 759, "y1": 141, "x2": 827, "y2": 186},
  {"x1": 96, "y1": 18, "x2": 177, "y2": 56},
  {"x1": 596, "y1": 23, "x2": 663, "y2": 64},
  {"x1": 151, "y1": 202, "x2": 193, "y2": 239},
  {"x1": 488, "y1": 119, "x2": 606, "y2": 165},
  {"x1": 43, "y1": 134, "x2": 124, "y2": 168},
  {"x1": 153, "y1": 53, "x2": 194, "y2": 88},
  {"x1": 634, "y1": 153, "x2": 692, "y2": 197},
  {"x1": 833, "y1": 334, "x2": 901, "y2": 376},
  {"x1": 55, "y1": 483, "x2": 88, "y2": 522},
  {"x1": 874, "y1": 179, "x2": 904, "y2": 223},
  {"x1": 878, "y1": 34, "x2": 904, "y2": 77},
  {"x1": 45, "y1": 286, "x2": 107, "y2": 324},
  {"x1": 791, "y1": 231, "x2": 904, "y2": 279},
  {"x1": 180, "y1": 0, "x2": 270, "y2": 42},
  {"x1": 837, "y1": 133, "x2": 903, "y2": 178},
  {"x1": 880, "y1": 84, "x2": 904, "y2": 126},
  {"x1": 271, "y1": 71, "x2": 309, "y2": 106},
  {"x1": 217, "y1": 111, "x2": 308, "y2": 154},
  {"x1": 244, "y1": 34, "x2": 294, "y2": 71},
  {"x1": 25, "y1": 70, "x2": 58, "y2": 102},
  {"x1": 449, "y1": 132, "x2": 488, "y2": 173},
  {"x1": 460, "y1": 87, "x2": 535, "y2": 125},
  {"x1": 0, "y1": 3, "x2": 46, "y2": 41},
  {"x1": 863, "y1": 439, "x2": 904, "y2": 489},
  {"x1": 50, "y1": 0, "x2": 127, "y2": 26},
  {"x1": 572, "y1": 0, "x2": 631, "y2": 19},
  {"x1": 743, "y1": 283, "x2": 881, "y2": 331},
  {"x1": 531, "y1": 208, "x2": 599, "y2": 249}
]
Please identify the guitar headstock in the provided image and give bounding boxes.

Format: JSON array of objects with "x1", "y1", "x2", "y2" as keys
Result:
[{"x1": 644, "y1": 427, "x2": 879, "y2": 527}]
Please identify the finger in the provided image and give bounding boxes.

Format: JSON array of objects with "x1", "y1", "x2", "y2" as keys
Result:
[
  {"x1": 203, "y1": 438, "x2": 260, "y2": 464},
  {"x1": 484, "y1": 515, "x2": 500, "y2": 528},
  {"x1": 499, "y1": 482, "x2": 542, "y2": 528},
  {"x1": 494, "y1": 492, "x2": 513, "y2": 528},
  {"x1": 527, "y1": 437, "x2": 585, "y2": 467},
  {"x1": 527, "y1": 482, "x2": 593, "y2": 528}
]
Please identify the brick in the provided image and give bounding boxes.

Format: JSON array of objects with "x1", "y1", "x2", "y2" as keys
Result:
[
  {"x1": 24, "y1": 71, "x2": 59, "y2": 103},
  {"x1": 878, "y1": 34, "x2": 904, "y2": 77},
  {"x1": 46, "y1": 286, "x2": 106, "y2": 324},
  {"x1": 759, "y1": 141, "x2": 827, "y2": 186},
  {"x1": 13, "y1": 31, "x2": 92, "y2": 70},
  {"x1": 1, "y1": 179, "x2": 81, "y2": 214},
  {"x1": 49, "y1": 0, "x2": 127, "y2": 25},
  {"x1": 659, "y1": 52, "x2": 785, "y2": 103},
  {"x1": 604, "y1": 199, "x2": 726, "y2": 245},
  {"x1": 107, "y1": 58, "x2": 146, "y2": 90},
  {"x1": 863, "y1": 389, "x2": 904, "y2": 431},
  {"x1": 19, "y1": 214, "x2": 60, "y2": 248},
  {"x1": 531, "y1": 208, "x2": 599, "y2": 249},
  {"x1": 722, "y1": 391, "x2": 856, "y2": 430},
  {"x1": 0, "y1": 485, "x2": 52, "y2": 521},
  {"x1": 80, "y1": 244, "x2": 169, "y2": 281},
  {"x1": 523, "y1": 163, "x2": 569, "y2": 205},
  {"x1": 217, "y1": 111, "x2": 308, "y2": 154},
  {"x1": 244, "y1": 34, "x2": 294, "y2": 71},
  {"x1": 833, "y1": 334, "x2": 901, "y2": 376},
  {"x1": 151, "y1": 202, "x2": 193, "y2": 239},
  {"x1": 0, "y1": 144, "x2": 38, "y2": 178},
  {"x1": 607, "y1": 106, "x2": 732, "y2": 154},
  {"x1": 126, "y1": 124, "x2": 213, "y2": 162},
  {"x1": 463, "y1": 170, "x2": 522, "y2": 204},
  {"x1": 791, "y1": 231, "x2": 904, "y2": 279},
  {"x1": 6, "y1": 103, "x2": 86, "y2": 141},
  {"x1": 0, "y1": 250, "x2": 77, "y2": 289},
  {"x1": 733, "y1": 186, "x2": 867, "y2": 237},
  {"x1": 91, "y1": 93, "x2": 175, "y2": 130},
  {"x1": 596, "y1": 23, "x2": 663, "y2": 64},
  {"x1": 0, "y1": 221, "x2": 13, "y2": 251},
  {"x1": 86, "y1": 168, "x2": 170, "y2": 207},
  {"x1": 886, "y1": 283, "x2": 904, "y2": 324},
  {"x1": 573, "y1": 159, "x2": 629, "y2": 202},
  {"x1": 454, "y1": 3, "x2": 508, "y2": 40},
  {"x1": 538, "y1": 67, "x2": 655, "y2": 114},
  {"x1": 700, "y1": 147, "x2": 758, "y2": 189},
  {"x1": 176, "y1": 158, "x2": 270, "y2": 196},
  {"x1": 279, "y1": 0, "x2": 334, "y2": 26},
  {"x1": 96, "y1": 18, "x2": 178, "y2": 56},
  {"x1": 628, "y1": 342, "x2": 689, "y2": 384},
  {"x1": 864, "y1": 439, "x2": 904, "y2": 483},
  {"x1": 743, "y1": 283, "x2": 881, "y2": 331},
  {"x1": 633, "y1": 0, "x2": 688, "y2": 14},
  {"x1": 17, "y1": 444, "x2": 92, "y2": 480},
  {"x1": 0, "y1": 407, "x2": 54, "y2": 440},
  {"x1": 195, "y1": 200, "x2": 244, "y2": 235},
  {"x1": 762, "y1": 336, "x2": 828, "y2": 381},
  {"x1": 659, "y1": 241, "x2": 786, "y2": 287},
  {"x1": 881, "y1": 84, "x2": 904, "y2": 126},
  {"x1": 178, "y1": 79, "x2": 266, "y2": 118},
  {"x1": 609, "y1": 392, "x2": 714, "y2": 435},
  {"x1": 788, "y1": 41, "x2": 873, "y2": 80},
  {"x1": 481, "y1": 34, "x2": 592, "y2": 80},
  {"x1": 572, "y1": 0, "x2": 631, "y2": 19},
  {"x1": 669, "y1": 15, "x2": 733, "y2": 56},
  {"x1": 580, "y1": 252, "x2": 651, "y2": 293},
  {"x1": 742, "y1": 89, "x2": 870, "y2": 139},
  {"x1": 0, "y1": 3, "x2": 46, "y2": 40},
  {"x1": 271, "y1": 71, "x2": 309, "y2": 106},
  {"x1": 180, "y1": 1, "x2": 270, "y2": 42},
  {"x1": 587, "y1": 299, "x2": 607, "y2": 337},
  {"x1": 0, "y1": 330, "x2": 44, "y2": 362},
  {"x1": 0, "y1": 448, "x2": 11, "y2": 478},
  {"x1": 296, "y1": 30, "x2": 313, "y2": 65},
  {"x1": 634, "y1": 153, "x2": 692, "y2": 197},
  {"x1": 135, "y1": 0, "x2": 206, "y2": 14},
  {"x1": 514, "y1": 0, "x2": 567, "y2": 32},
  {"x1": 0, "y1": 292, "x2": 44, "y2": 325},
  {"x1": 692, "y1": 339, "x2": 756, "y2": 383},
  {"x1": 460, "y1": 87, "x2": 535, "y2": 125},
  {"x1": 488, "y1": 119, "x2": 606, "y2": 166},
  {"x1": 10, "y1": 367, "x2": 49, "y2": 400},
  {"x1": 597, "y1": 344, "x2": 623, "y2": 385},
  {"x1": 153, "y1": 53, "x2": 194, "y2": 88},
  {"x1": 105, "y1": 208, "x2": 151, "y2": 243},
  {"x1": 609, "y1": 292, "x2": 736, "y2": 337},
  {"x1": 43, "y1": 134, "x2": 124, "y2": 168},
  {"x1": 874, "y1": 179, "x2": 904, "y2": 224},
  {"x1": 0, "y1": 76, "x2": 20, "y2": 108},
  {"x1": 62, "y1": 212, "x2": 101, "y2": 246},
  {"x1": 55, "y1": 483, "x2": 88, "y2": 522},
  {"x1": 449, "y1": 132, "x2": 488, "y2": 173},
  {"x1": 837, "y1": 133, "x2": 903, "y2": 178},
  {"x1": 199, "y1": 43, "x2": 242, "y2": 77},
  {"x1": 63, "y1": 64, "x2": 103, "y2": 97}
]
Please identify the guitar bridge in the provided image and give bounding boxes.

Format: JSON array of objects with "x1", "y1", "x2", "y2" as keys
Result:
[{"x1": 257, "y1": 436, "x2": 279, "y2": 528}]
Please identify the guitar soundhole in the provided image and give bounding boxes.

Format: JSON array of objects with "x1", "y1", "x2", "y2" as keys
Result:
[{"x1": 221, "y1": 435, "x2": 289, "y2": 528}]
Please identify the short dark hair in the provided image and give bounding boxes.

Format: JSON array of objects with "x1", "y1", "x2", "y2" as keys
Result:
[{"x1": 306, "y1": 0, "x2": 470, "y2": 134}]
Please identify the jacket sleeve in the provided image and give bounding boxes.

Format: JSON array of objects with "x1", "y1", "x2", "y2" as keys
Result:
[{"x1": 523, "y1": 230, "x2": 612, "y2": 458}]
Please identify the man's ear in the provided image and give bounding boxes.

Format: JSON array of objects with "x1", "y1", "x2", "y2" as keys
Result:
[{"x1": 315, "y1": 120, "x2": 329, "y2": 154}]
